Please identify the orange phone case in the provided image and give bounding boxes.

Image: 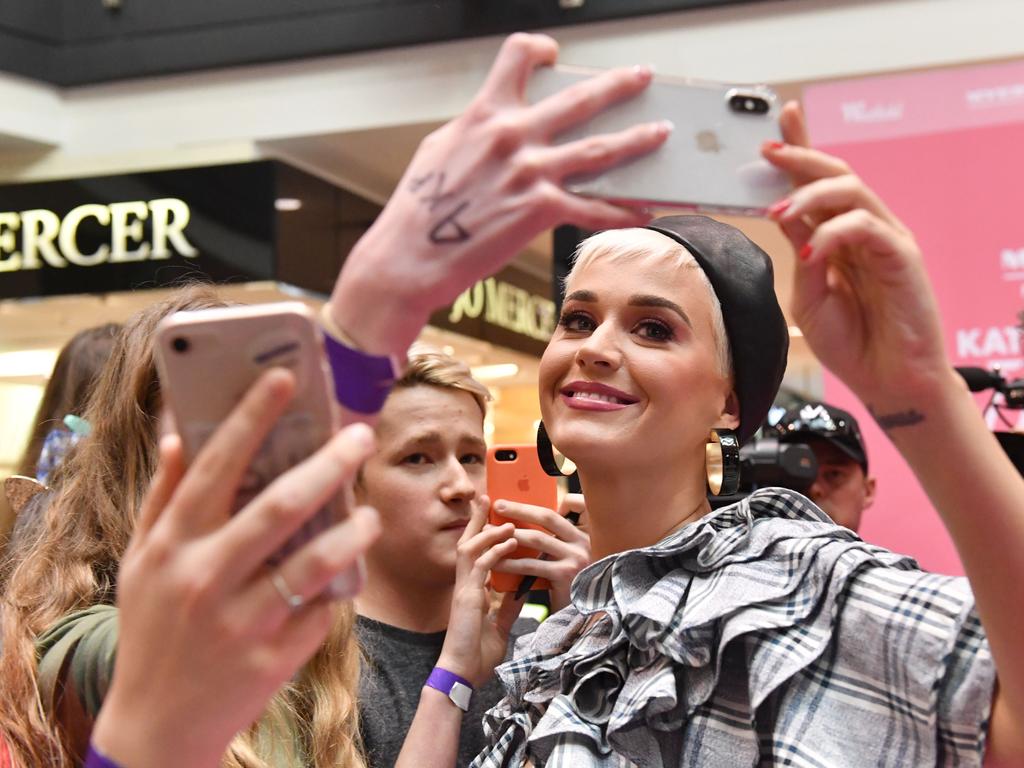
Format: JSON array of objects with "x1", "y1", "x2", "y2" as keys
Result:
[
  {"x1": 487, "y1": 444, "x2": 558, "y2": 593},
  {"x1": 154, "y1": 302, "x2": 364, "y2": 598}
]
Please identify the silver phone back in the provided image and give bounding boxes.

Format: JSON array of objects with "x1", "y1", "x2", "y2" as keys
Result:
[{"x1": 527, "y1": 67, "x2": 790, "y2": 215}]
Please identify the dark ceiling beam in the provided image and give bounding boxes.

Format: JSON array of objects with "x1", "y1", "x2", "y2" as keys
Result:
[{"x1": 0, "y1": 0, "x2": 764, "y2": 87}]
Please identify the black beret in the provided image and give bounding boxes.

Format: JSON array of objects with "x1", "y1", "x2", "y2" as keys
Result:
[{"x1": 645, "y1": 215, "x2": 789, "y2": 444}]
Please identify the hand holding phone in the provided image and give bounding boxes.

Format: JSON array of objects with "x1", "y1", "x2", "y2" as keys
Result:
[
  {"x1": 527, "y1": 65, "x2": 790, "y2": 215},
  {"x1": 154, "y1": 302, "x2": 364, "y2": 598},
  {"x1": 486, "y1": 445, "x2": 558, "y2": 593},
  {"x1": 92, "y1": 371, "x2": 381, "y2": 768}
]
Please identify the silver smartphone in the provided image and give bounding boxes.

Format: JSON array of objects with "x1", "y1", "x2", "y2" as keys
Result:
[
  {"x1": 154, "y1": 302, "x2": 364, "y2": 599},
  {"x1": 527, "y1": 66, "x2": 790, "y2": 216}
]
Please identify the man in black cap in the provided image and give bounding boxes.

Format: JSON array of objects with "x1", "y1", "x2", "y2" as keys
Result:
[{"x1": 772, "y1": 400, "x2": 876, "y2": 532}]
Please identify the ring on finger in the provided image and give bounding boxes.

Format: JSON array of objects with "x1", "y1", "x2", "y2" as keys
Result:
[{"x1": 270, "y1": 571, "x2": 305, "y2": 612}]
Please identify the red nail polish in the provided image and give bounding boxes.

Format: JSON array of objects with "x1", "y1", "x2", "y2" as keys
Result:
[
  {"x1": 764, "y1": 140, "x2": 785, "y2": 151},
  {"x1": 799, "y1": 243, "x2": 813, "y2": 261},
  {"x1": 767, "y1": 198, "x2": 791, "y2": 217}
]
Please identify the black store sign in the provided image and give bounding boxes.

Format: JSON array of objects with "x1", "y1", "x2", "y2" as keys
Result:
[
  {"x1": 430, "y1": 263, "x2": 557, "y2": 357},
  {"x1": 0, "y1": 160, "x2": 556, "y2": 357},
  {"x1": 0, "y1": 161, "x2": 376, "y2": 301}
]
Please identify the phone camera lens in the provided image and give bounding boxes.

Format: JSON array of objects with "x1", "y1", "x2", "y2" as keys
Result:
[
  {"x1": 729, "y1": 93, "x2": 769, "y2": 114},
  {"x1": 171, "y1": 337, "x2": 190, "y2": 353},
  {"x1": 495, "y1": 449, "x2": 518, "y2": 462}
]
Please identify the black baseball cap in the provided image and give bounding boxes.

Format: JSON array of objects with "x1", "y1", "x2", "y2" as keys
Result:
[
  {"x1": 646, "y1": 215, "x2": 789, "y2": 445},
  {"x1": 771, "y1": 400, "x2": 868, "y2": 473}
]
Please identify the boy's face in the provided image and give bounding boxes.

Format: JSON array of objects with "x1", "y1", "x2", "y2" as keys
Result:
[
  {"x1": 356, "y1": 384, "x2": 488, "y2": 585},
  {"x1": 805, "y1": 438, "x2": 875, "y2": 533}
]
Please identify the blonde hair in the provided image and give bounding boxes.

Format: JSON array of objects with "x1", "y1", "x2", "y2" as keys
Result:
[
  {"x1": 394, "y1": 345, "x2": 491, "y2": 418},
  {"x1": 566, "y1": 228, "x2": 733, "y2": 378},
  {"x1": 0, "y1": 286, "x2": 365, "y2": 768}
]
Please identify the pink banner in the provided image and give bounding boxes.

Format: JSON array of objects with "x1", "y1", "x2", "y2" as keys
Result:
[
  {"x1": 805, "y1": 59, "x2": 1024, "y2": 145},
  {"x1": 805, "y1": 60, "x2": 1024, "y2": 575}
]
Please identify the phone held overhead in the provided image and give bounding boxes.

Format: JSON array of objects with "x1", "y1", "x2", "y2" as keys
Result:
[{"x1": 527, "y1": 65, "x2": 790, "y2": 215}]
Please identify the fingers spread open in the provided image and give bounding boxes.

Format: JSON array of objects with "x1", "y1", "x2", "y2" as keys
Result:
[
  {"x1": 211, "y1": 424, "x2": 377, "y2": 586},
  {"x1": 479, "y1": 33, "x2": 559, "y2": 106},
  {"x1": 170, "y1": 368, "x2": 296, "y2": 536},
  {"x1": 529, "y1": 65, "x2": 653, "y2": 138}
]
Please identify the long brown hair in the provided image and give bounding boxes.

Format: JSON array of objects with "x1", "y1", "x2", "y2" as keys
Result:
[
  {"x1": 0, "y1": 286, "x2": 366, "y2": 768},
  {"x1": 16, "y1": 323, "x2": 122, "y2": 479}
]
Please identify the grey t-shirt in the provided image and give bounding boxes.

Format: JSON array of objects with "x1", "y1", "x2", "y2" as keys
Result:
[{"x1": 356, "y1": 614, "x2": 536, "y2": 768}]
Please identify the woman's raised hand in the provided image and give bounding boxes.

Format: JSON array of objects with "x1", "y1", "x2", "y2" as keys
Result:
[
  {"x1": 91, "y1": 369, "x2": 381, "y2": 768},
  {"x1": 763, "y1": 103, "x2": 953, "y2": 409},
  {"x1": 330, "y1": 33, "x2": 670, "y2": 358}
]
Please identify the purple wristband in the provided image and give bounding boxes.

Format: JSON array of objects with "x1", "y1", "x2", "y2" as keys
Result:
[
  {"x1": 424, "y1": 666, "x2": 474, "y2": 711},
  {"x1": 322, "y1": 331, "x2": 400, "y2": 414},
  {"x1": 85, "y1": 744, "x2": 125, "y2": 768}
]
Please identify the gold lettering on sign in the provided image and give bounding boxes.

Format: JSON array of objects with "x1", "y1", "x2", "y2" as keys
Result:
[
  {"x1": 150, "y1": 198, "x2": 197, "y2": 259},
  {"x1": 109, "y1": 201, "x2": 150, "y2": 263},
  {"x1": 0, "y1": 212, "x2": 20, "y2": 272},
  {"x1": 449, "y1": 276, "x2": 556, "y2": 342},
  {"x1": 61, "y1": 204, "x2": 111, "y2": 267},
  {"x1": 448, "y1": 281, "x2": 485, "y2": 324},
  {"x1": 0, "y1": 198, "x2": 199, "y2": 272},
  {"x1": 20, "y1": 209, "x2": 65, "y2": 269}
]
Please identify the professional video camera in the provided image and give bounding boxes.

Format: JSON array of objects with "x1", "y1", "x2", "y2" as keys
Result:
[
  {"x1": 708, "y1": 434, "x2": 818, "y2": 509},
  {"x1": 956, "y1": 365, "x2": 1024, "y2": 476}
]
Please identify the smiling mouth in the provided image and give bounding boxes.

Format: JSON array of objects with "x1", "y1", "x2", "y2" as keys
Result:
[
  {"x1": 568, "y1": 390, "x2": 630, "y2": 405},
  {"x1": 561, "y1": 383, "x2": 639, "y2": 406}
]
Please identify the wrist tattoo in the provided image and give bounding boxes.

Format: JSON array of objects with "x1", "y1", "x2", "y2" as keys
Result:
[
  {"x1": 410, "y1": 171, "x2": 471, "y2": 244},
  {"x1": 869, "y1": 404, "x2": 926, "y2": 431}
]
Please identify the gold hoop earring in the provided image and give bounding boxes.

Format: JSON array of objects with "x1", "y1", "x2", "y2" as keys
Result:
[
  {"x1": 706, "y1": 428, "x2": 741, "y2": 496},
  {"x1": 536, "y1": 422, "x2": 577, "y2": 478}
]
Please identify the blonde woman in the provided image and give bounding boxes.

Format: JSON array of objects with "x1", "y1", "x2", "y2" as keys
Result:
[{"x1": 463, "y1": 110, "x2": 1024, "y2": 765}]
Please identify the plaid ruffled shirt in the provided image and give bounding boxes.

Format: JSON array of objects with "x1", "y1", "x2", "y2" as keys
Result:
[{"x1": 472, "y1": 488, "x2": 994, "y2": 767}]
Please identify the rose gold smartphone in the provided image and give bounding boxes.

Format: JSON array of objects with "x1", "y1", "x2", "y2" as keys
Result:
[
  {"x1": 527, "y1": 65, "x2": 790, "y2": 215},
  {"x1": 154, "y1": 302, "x2": 364, "y2": 598}
]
